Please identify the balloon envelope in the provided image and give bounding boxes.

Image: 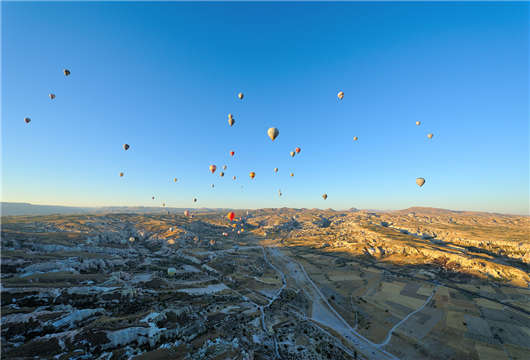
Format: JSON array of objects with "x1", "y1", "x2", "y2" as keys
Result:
[
  {"x1": 227, "y1": 211, "x2": 236, "y2": 221},
  {"x1": 274, "y1": 168, "x2": 278, "y2": 173},
  {"x1": 322, "y1": 194, "x2": 328, "y2": 200},
  {"x1": 238, "y1": 92, "x2": 244, "y2": 100},
  {"x1": 290, "y1": 151, "x2": 295, "y2": 157},
  {"x1": 49, "y1": 93, "x2": 56, "y2": 100},
  {"x1": 353, "y1": 136, "x2": 358, "y2": 141},
  {"x1": 230, "y1": 151, "x2": 235, "y2": 156},
  {"x1": 119, "y1": 172, "x2": 124, "y2": 177},
  {"x1": 249, "y1": 172, "x2": 256, "y2": 179},
  {"x1": 295, "y1": 147, "x2": 301, "y2": 154},
  {"x1": 416, "y1": 178, "x2": 426, "y2": 187},
  {"x1": 123, "y1": 144, "x2": 130, "y2": 151},
  {"x1": 220, "y1": 172, "x2": 224, "y2": 177},
  {"x1": 416, "y1": 121, "x2": 421, "y2": 126},
  {"x1": 24, "y1": 117, "x2": 31, "y2": 124},
  {"x1": 63, "y1": 69, "x2": 70, "y2": 76},
  {"x1": 338, "y1": 91, "x2": 344, "y2": 100},
  {"x1": 267, "y1": 127, "x2": 279, "y2": 141},
  {"x1": 427, "y1": 133, "x2": 433, "y2": 139},
  {"x1": 209, "y1": 165, "x2": 217, "y2": 173}
]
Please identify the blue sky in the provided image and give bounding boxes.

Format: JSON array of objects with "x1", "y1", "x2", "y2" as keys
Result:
[{"x1": 2, "y1": 2, "x2": 528, "y2": 214}]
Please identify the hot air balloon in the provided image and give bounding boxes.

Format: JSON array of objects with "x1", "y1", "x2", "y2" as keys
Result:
[
  {"x1": 416, "y1": 121, "x2": 421, "y2": 126},
  {"x1": 416, "y1": 178, "x2": 426, "y2": 187},
  {"x1": 290, "y1": 173, "x2": 294, "y2": 177},
  {"x1": 322, "y1": 194, "x2": 328, "y2": 200},
  {"x1": 128, "y1": 236, "x2": 135, "y2": 243},
  {"x1": 223, "y1": 165, "x2": 227, "y2": 170},
  {"x1": 427, "y1": 133, "x2": 433, "y2": 139},
  {"x1": 249, "y1": 172, "x2": 256, "y2": 179},
  {"x1": 295, "y1": 147, "x2": 301, "y2": 154},
  {"x1": 227, "y1": 211, "x2": 235, "y2": 221},
  {"x1": 167, "y1": 267, "x2": 177, "y2": 276},
  {"x1": 184, "y1": 210, "x2": 190, "y2": 217},
  {"x1": 123, "y1": 144, "x2": 130, "y2": 151},
  {"x1": 233, "y1": 176, "x2": 236, "y2": 180},
  {"x1": 193, "y1": 198, "x2": 197, "y2": 202},
  {"x1": 209, "y1": 239, "x2": 216, "y2": 246},
  {"x1": 290, "y1": 151, "x2": 295, "y2": 157},
  {"x1": 337, "y1": 91, "x2": 344, "y2": 100},
  {"x1": 274, "y1": 168, "x2": 278, "y2": 173},
  {"x1": 174, "y1": 178, "x2": 178, "y2": 182},
  {"x1": 63, "y1": 69, "x2": 70, "y2": 76},
  {"x1": 152, "y1": 196, "x2": 155, "y2": 200},
  {"x1": 211, "y1": 184, "x2": 215, "y2": 188},
  {"x1": 219, "y1": 172, "x2": 224, "y2": 177},
  {"x1": 162, "y1": 203, "x2": 166, "y2": 207},
  {"x1": 209, "y1": 165, "x2": 217, "y2": 174},
  {"x1": 119, "y1": 172, "x2": 124, "y2": 177},
  {"x1": 24, "y1": 117, "x2": 31, "y2": 124},
  {"x1": 238, "y1": 92, "x2": 244, "y2": 100},
  {"x1": 267, "y1": 127, "x2": 279, "y2": 141},
  {"x1": 353, "y1": 136, "x2": 358, "y2": 141},
  {"x1": 230, "y1": 151, "x2": 235, "y2": 156},
  {"x1": 49, "y1": 93, "x2": 56, "y2": 100},
  {"x1": 228, "y1": 114, "x2": 235, "y2": 126}
]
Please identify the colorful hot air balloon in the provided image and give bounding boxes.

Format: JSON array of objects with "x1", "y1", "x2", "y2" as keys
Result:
[
  {"x1": 209, "y1": 165, "x2": 217, "y2": 174},
  {"x1": 416, "y1": 178, "x2": 426, "y2": 187},
  {"x1": 322, "y1": 194, "x2": 328, "y2": 200},
  {"x1": 267, "y1": 127, "x2": 279, "y2": 141},
  {"x1": 24, "y1": 117, "x2": 31, "y2": 124},
  {"x1": 416, "y1": 121, "x2": 421, "y2": 126},
  {"x1": 230, "y1": 151, "x2": 235, "y2": 156},
  {"x1": 220, "y1": 172, "x2": 224, "y2": 177},
  {"x1": 249, "y1": 172, "x2": 256, "y2": 179},
  {"x1": 238, "y1": 92, "x2": 244, "y2": 100},
  {"x1": 353, "y1": 136, "x2": 358, "y2": 141},
  {"x1": 427, "y1": 133, "x2": 433, "y2": 139},
  {"x1": 295, "y1": 147, "x2": 301, "y2": 154},
  {"x1": 228, "y1": 114, "x2": 235, "y2": 126},
  {"x1": 63, "y1": 69, "x2": 71, "y2": 76},
  {"x1": 290, "y1": 151, "x2": 295, "y2": 157},
  {"x1": 337, "y1": 91, "x2": 344, "y2": 100},
  {"x1": 123, "y1": 144, "x2": 130, "y2": 151},
  {"x1": 49, "y1": 93, "x2": 56, "y2": 100},
  {"x1": 119, "y1": 172, "x2": 124, "y2": 177},
  {"x1": 227, "y1": 211, "x2": 236, "y2": 221}
]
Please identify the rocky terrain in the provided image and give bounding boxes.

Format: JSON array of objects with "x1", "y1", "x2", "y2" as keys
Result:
[{"x1": 1, "y1": 208, "x2": 529, "y2": 359}]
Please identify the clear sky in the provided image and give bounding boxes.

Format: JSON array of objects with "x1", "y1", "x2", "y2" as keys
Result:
[{"x1": 2, "y1": 2, "x2": 528, "y2": 214}]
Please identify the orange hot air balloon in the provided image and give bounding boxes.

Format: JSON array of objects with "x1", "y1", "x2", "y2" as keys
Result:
[
  {"x1": 230, "y1": 151, "x2": 235, "y2": 156},
  {"x1": 119, "y1": 172, "x2": 124, "y2": 177},
  {"x1": 209, "y1": 165, "x2": 217, "y2": 173},
  {"x1": 290, "y1": 173, "x2": 294, "y2": 177},
  {"x1": 249, "y1": 171, "x2": 256, "y2": 179},
  {"x1": 295, "y1": 147, "x2": 301, "y2": 154},
  {"x1": 227, "y1": 211, "x2": 235, "y2": 221},
  {"x1": 353, "y1": 136, "x2": 358, "y2": 141}
]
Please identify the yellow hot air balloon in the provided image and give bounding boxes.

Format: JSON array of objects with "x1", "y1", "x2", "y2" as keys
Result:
[
  {"x1": 267, "y1": 127, "x2": 279, "y2": 141},
  {"x1": 49, "y1": 93, "x2": 56, "y2": 100},
  {"x1": 353, "y1": 136, "x2": 358, "y2": 141},
  {"x1": 228, "y1": 114, "x2": 235, "y2": 126},
  {"x1": 238, "y1": 92, "x2": 244, "y2": 100},
  {"x1": 322, "y1": 194, "x2": 328, "y2": 200},
  {"x1": 174, "y1": 178, "x2": 178, "y2": 182},
  {"x1": 249, "y1": 171, "x2": 256, "y2": 179},
  {"x1": 290, "y1": 173, "x2": 294, "y2": 177},
  {"x1": 63, "y1": 69, "x2": 71, "y2": 76},
  {"x1": 416, "y1": 121, "x2": 421, "y2": 126},
  {"x1": 290, "y1": 151, "x2": 295, "y2": 157},
  {"x1": 416, "y1": 178, "x2": 426, "y2": 187},
  {"x1": 427, "y1": 133, "x2": 433, "y2": 139},
  {"x1": 337, "y1": 91, "x2": 344, "y2": 100},
  {"x1": 220, "y1": 172, "x2": 224, "y2": 177}
]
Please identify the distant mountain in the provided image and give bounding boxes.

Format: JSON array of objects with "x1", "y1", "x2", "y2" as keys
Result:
[{"x1": 0, "y1": 202, "x2": 221, "y2": 216}]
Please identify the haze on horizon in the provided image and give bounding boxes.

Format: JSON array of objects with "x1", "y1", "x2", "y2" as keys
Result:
[{"x1": 2, "y1": 2, "x2": 528, "y2": 214}]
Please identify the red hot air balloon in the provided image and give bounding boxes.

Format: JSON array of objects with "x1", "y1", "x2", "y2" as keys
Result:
[
  {"x1": 295, "y1": 147, "x2": 301, "y2": 154},
  {"x1": 209, "y1": 165, "x2": 217, "y2": 174},
  {"x1": 230, "y1": 151, "x2": 235, "y2": 156},
  {"x1": 227, "y1": 211, "x2": 236, "y2": 221}
]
